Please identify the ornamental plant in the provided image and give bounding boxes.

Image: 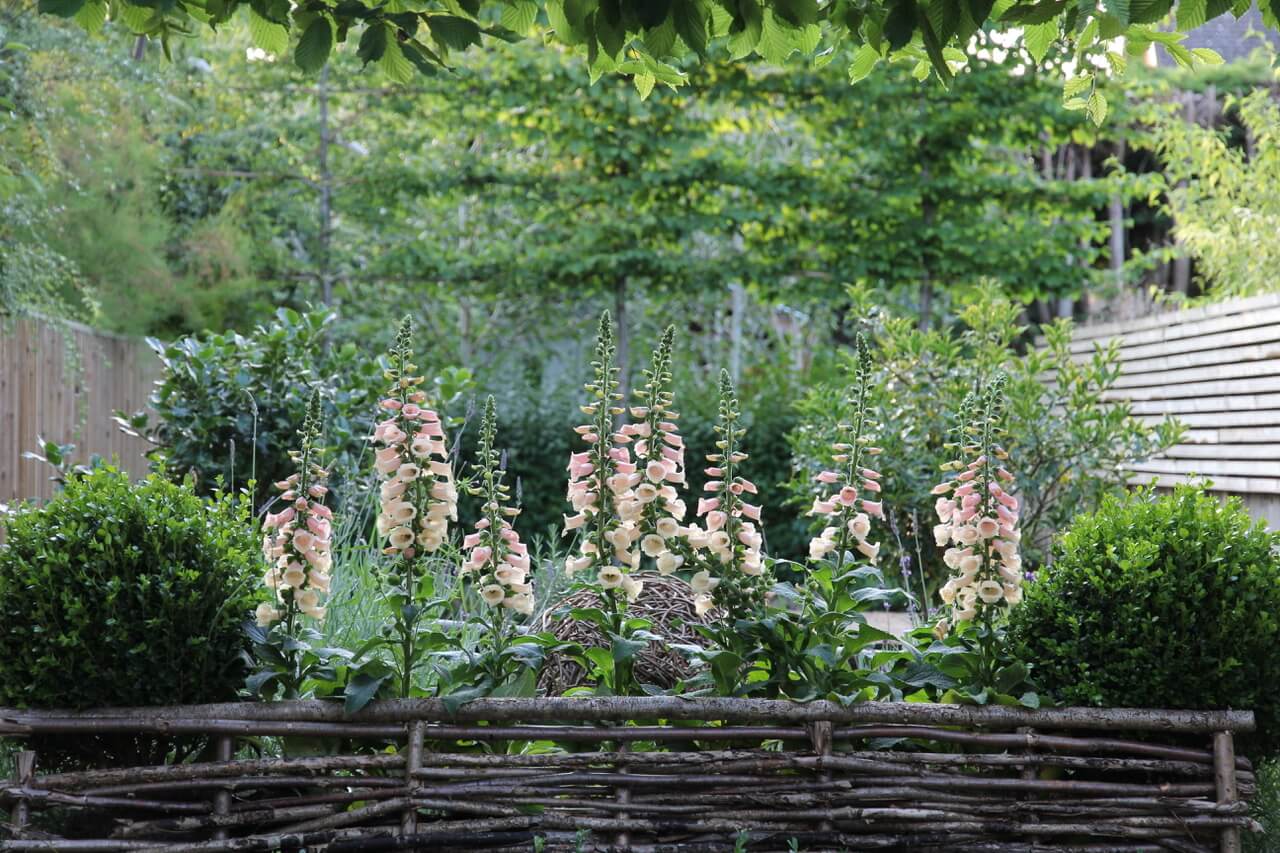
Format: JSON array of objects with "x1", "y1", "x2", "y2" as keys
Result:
[
  {"x1": 0, "y1": 466, "x2": 258, "y2": 767},
  {"x1": 370, "y1": 317, "x2": 459, "y2": 698},
  {"x1": 460, "y1": 396, "x2": 535, "y2": 619},
  {"x1": 562, "y1": 312, "x2": 634, "y2": 596},
  {"x1": 1008, "y1": 485, "x2": 1280, "y2": 754},
  {"x1": 806, "y1": 336, "x2": 887, "y2": 573},
  {"x1": 787, "y1": 288, "x2": 1181, "y2": 595},
  {"x1": 446, "y1": 395, "x2": 550, "y2": 695},
  {"x1": 559, "y1": 314, "x2": 689, "y2": 694},
  {"x1": 246, "y1": 391, "x2": 349, "y2": 701},
  {"x1": 930, "y1": 375, "x2": 1024, "y2": 643},
  {"x1": 894, "y1": 373, "x2": 1040, "y2": 707},
  {"x1": 690, "y1": 349, "x2": 909, "y2": 702},
  {"x1": 686, "y1": 369, "x2": 769, "y2": 618},
  {"x1": 620, "y1": 326, "x2": 695, "y2": 580}
]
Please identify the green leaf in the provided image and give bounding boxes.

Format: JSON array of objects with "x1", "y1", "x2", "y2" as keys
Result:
[
  {"x1": 1175, "y1": 0, "x2": 1206, "y2": 27},
  {"x1": 248, "y1": 7, "x2": 290, "y2": 55},
  {"x1": 38, "y1": 0, "x2": 86, "y2": 17},
  {"x1": 848, "y1": 42, "x2": 881, "y2": 82},
  {"x1": 674, "y1": 0, "x2": 708, "y2": 56},
  {"x1": 757, "y1": 8, "x2": 796, "y2": 62},
  {"x1": 774, "y1": 0, "x2": 817, "y2": 26},
  {"x1": 609, "y1": 631, "x2": 648, "y2": 665},
  {"x1": 294, "y1": 17, "x2": 333, "y2": 73},
  {"x1": 1023, "y1": 20, "x2": 1056, "y2": 62},
  {"x1": 441, "y1": 680, "x2": 493, "y2": 714},
  {"x1": 1000, "y1": 0, "x2": 1068, "y2": 22},
  {"x1": 1062, "y1": 72, "x2": 1092, "y2": 98},
  {"x1": 344, "y1": 671, "x2": 390, "y2": 714},
  {"x1": 1101, "y1": 0, "x2": 1130, "y2": 25},
  {"x1": 1019, "y1": 691, "x2": 1042, "y2": 709},
  {"x1": 633, "y1": 70, "x2": 656, "y2": 98},
  {"x1": 1085, "y1": 89, "x2": 1108, "y2": 125},
  {"x1": 357, "y1": 22, "x2": 388, "y2": 64},
  {"x1": 1190, "y1": 46, "x2": 1223, "y2": 64},
  {"x1": 378, "y1": 37, "x2": 416, "y2": 82},
  {"x1": 884, "y1": 0, "x2": 916, "y2": 49},
  {"x1": 500, "y1": 0, "x2": 539, "y2": 34},
  {"x1": 428, "y1": 14, "x2": 483, "y2": 50},
  {"x1": 584, "y1": 646, "x2": 614, "y2": 675},
  {"x1": 645, "y1": 16, "x2": 679, "y2": 54},
  {"x1": 73, "y1": 0, "x2": 107, "y2": 32},
  {"x1": 1128, "y1": 0, "x2": 1172, "y2": 22}
]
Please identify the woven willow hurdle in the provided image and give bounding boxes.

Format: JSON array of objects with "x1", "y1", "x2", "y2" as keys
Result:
[{"x1": 0, "y1": 699, "x2": 1259, "y2": 852}]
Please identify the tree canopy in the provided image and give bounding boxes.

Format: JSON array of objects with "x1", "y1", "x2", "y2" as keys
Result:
[{"x1": 35, "y1": 0, "x2": 1248, "y2": 117}]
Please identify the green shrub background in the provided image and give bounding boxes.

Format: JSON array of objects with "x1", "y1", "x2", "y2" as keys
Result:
[
  {"x1": 1008, "y1": 486, "x2": 1280, "y2": 754},
  {"x1": 0, "y1": 468, "x2": 259, "y2": 713}
]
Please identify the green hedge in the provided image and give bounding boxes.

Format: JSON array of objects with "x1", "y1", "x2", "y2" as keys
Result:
[
  {"x1": 1008, "y1": 486, "x2": 1280, "y2": 754},
  {"x1": 0, "y1": 468, "x2": 259, "y2": 764}
]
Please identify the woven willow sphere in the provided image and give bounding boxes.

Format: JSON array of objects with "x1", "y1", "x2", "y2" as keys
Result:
[{"x1": 537, "y1": 572, "x2": 710, "y2": 694}]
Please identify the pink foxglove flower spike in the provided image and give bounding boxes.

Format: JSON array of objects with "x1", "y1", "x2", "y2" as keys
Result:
[
  {"x1": 373, "y1": 317, "x2": 458, "y2": 562},
  {"x1": 687, "y1": 370, "x2": 769, "y2": 617},
  {"x1": 259, "y1": 390, "x2": 333, "y2": 626},
  {"x1": 806, "y1": 335, "x2": 885, "y2": 572},
  {"x1": 931, "y1": 374, "x2": 1023, "y2": 641},
  {"x1": 461, "y1": 396, "x2": 534, "y2": 618}
]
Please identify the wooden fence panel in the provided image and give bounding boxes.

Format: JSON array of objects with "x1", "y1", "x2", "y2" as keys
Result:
[
  {"x1": 1066, "y1": 293, "x2": 1280, "y2": 523},
  {"x1": 0, "y1": 317, "x2": 159, "y2": 506}
]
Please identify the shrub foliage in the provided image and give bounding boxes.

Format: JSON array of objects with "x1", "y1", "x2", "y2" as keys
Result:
[
  {"x1": 0, "y1": 468, "x2": 259, "y2": 713},
  {"x1": 1008, "y1": 486, "x2": 1280, "y2": 752}
]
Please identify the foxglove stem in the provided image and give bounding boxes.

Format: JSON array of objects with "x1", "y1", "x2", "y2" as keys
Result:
[
  {"x1": 563, "y1": 312, "x2": 635, "y2": 638},
  {"x1": 461, "y1": 396, "x2": 534, "y2": 633},
  {"x1": 257, "y1": 390, "x2": 333, "y2": 698},
  {"x1": 807, "y1": 335, "x2": 884, "y2": 574},
  {"x1": 688, "y1": 370, "x2": 768, "y2": 618},
  {"x1": 371, "y1": 316, "x2": 458, "y2": 698},
  {"x1": 259, "y1": 390, "x2": 333, "y2": 631},
  {"x1": 620, "y1": 326, "x2": 692, "y2": 579},
  {"x1": 931, "y1": 374, "x2": 1023, "y2": 673}
]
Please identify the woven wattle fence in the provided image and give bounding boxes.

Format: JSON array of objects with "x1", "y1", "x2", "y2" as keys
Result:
[{"x1": 0, "y1": 698, "x2": 1259, "y2": 852}]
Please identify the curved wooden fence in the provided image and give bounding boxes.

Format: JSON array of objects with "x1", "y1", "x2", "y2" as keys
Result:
[{"x1": 0, "y1": 699, "x2": 1258, "y2": 852}]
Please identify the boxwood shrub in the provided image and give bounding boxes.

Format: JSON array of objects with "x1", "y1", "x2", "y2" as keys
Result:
[
  {"x1": 1008, "y1": 485, "x2": 1280, "y2": 753},
  {"x1": 0, "y1": 467, "x2": 259, "y2": 765}
]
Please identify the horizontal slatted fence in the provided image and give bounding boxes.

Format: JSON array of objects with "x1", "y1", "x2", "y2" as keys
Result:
[
  {"x1": 1068, "y1": 293, "x2": 1280, "y2": 524},
  {"x1": 0, "y1": 316, "x2": 159, "y2": 506}
]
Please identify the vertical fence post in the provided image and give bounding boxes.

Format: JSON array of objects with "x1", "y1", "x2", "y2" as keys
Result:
[
  {"x1": 1213, "y1": 730, "x2": 1241, "y2": 853},
  {"x1": 9, "y1": 750, "x2": 36, "y2": 833},
  {"x1": 211, "y1": 737, "x2": 234, "y2": 841},
  {"x1": 1018, "y1": 726, "x2": 1040, "y2": 845},
  {"x1": 809, "y1": 720, "x2": 834, "y2": 834},
  {"x1": 615, "y1": 740, "x2": 632, "y2": 852},
  {"x1": 401, "y1": 721, "x2": 424, "y2": 837}
]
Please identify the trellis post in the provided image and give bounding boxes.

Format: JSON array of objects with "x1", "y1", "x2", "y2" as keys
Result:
[
  {"x1": 212, "y1": 736, "x2": 234, "y2": 841},
  {"x1": 9, "y1": 750, "x2": 35, "y2": 833},
  {"x1": 1213, "y1": 730, "x2": 1241, "y2": 853},
  {"x1": 401, "y1": 720, "x2": 424, "y2": 837}
]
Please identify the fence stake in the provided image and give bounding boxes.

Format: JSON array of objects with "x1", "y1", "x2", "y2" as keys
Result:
[
  {"x1": 210, "y1": 736, "x2": 233, "y2": 841},
  {"x1": 9, "y1": 750, "x2": 36, "y2": 833},
  {"x1": 809, "y1": 720, "x2": 834, "y2": 833},
  {"x1": 401, "y1": 720, "x2": 424, "y2": 837},
  {"x1": 615, "y1": 740, "x2": 632, "y2": 851},
  {"x1": 1213, "y1": 730, "x2": 1241, "y2": 853}
]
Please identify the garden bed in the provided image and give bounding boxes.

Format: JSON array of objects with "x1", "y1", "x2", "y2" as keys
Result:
[{"x1": 0, "y1": 698, "x2": 1258, "y2": 852}]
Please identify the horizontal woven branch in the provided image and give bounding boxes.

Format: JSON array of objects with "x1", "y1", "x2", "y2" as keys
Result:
[{"x1": 0, "y1": 698, "x2": 1256, "y2": 732}]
